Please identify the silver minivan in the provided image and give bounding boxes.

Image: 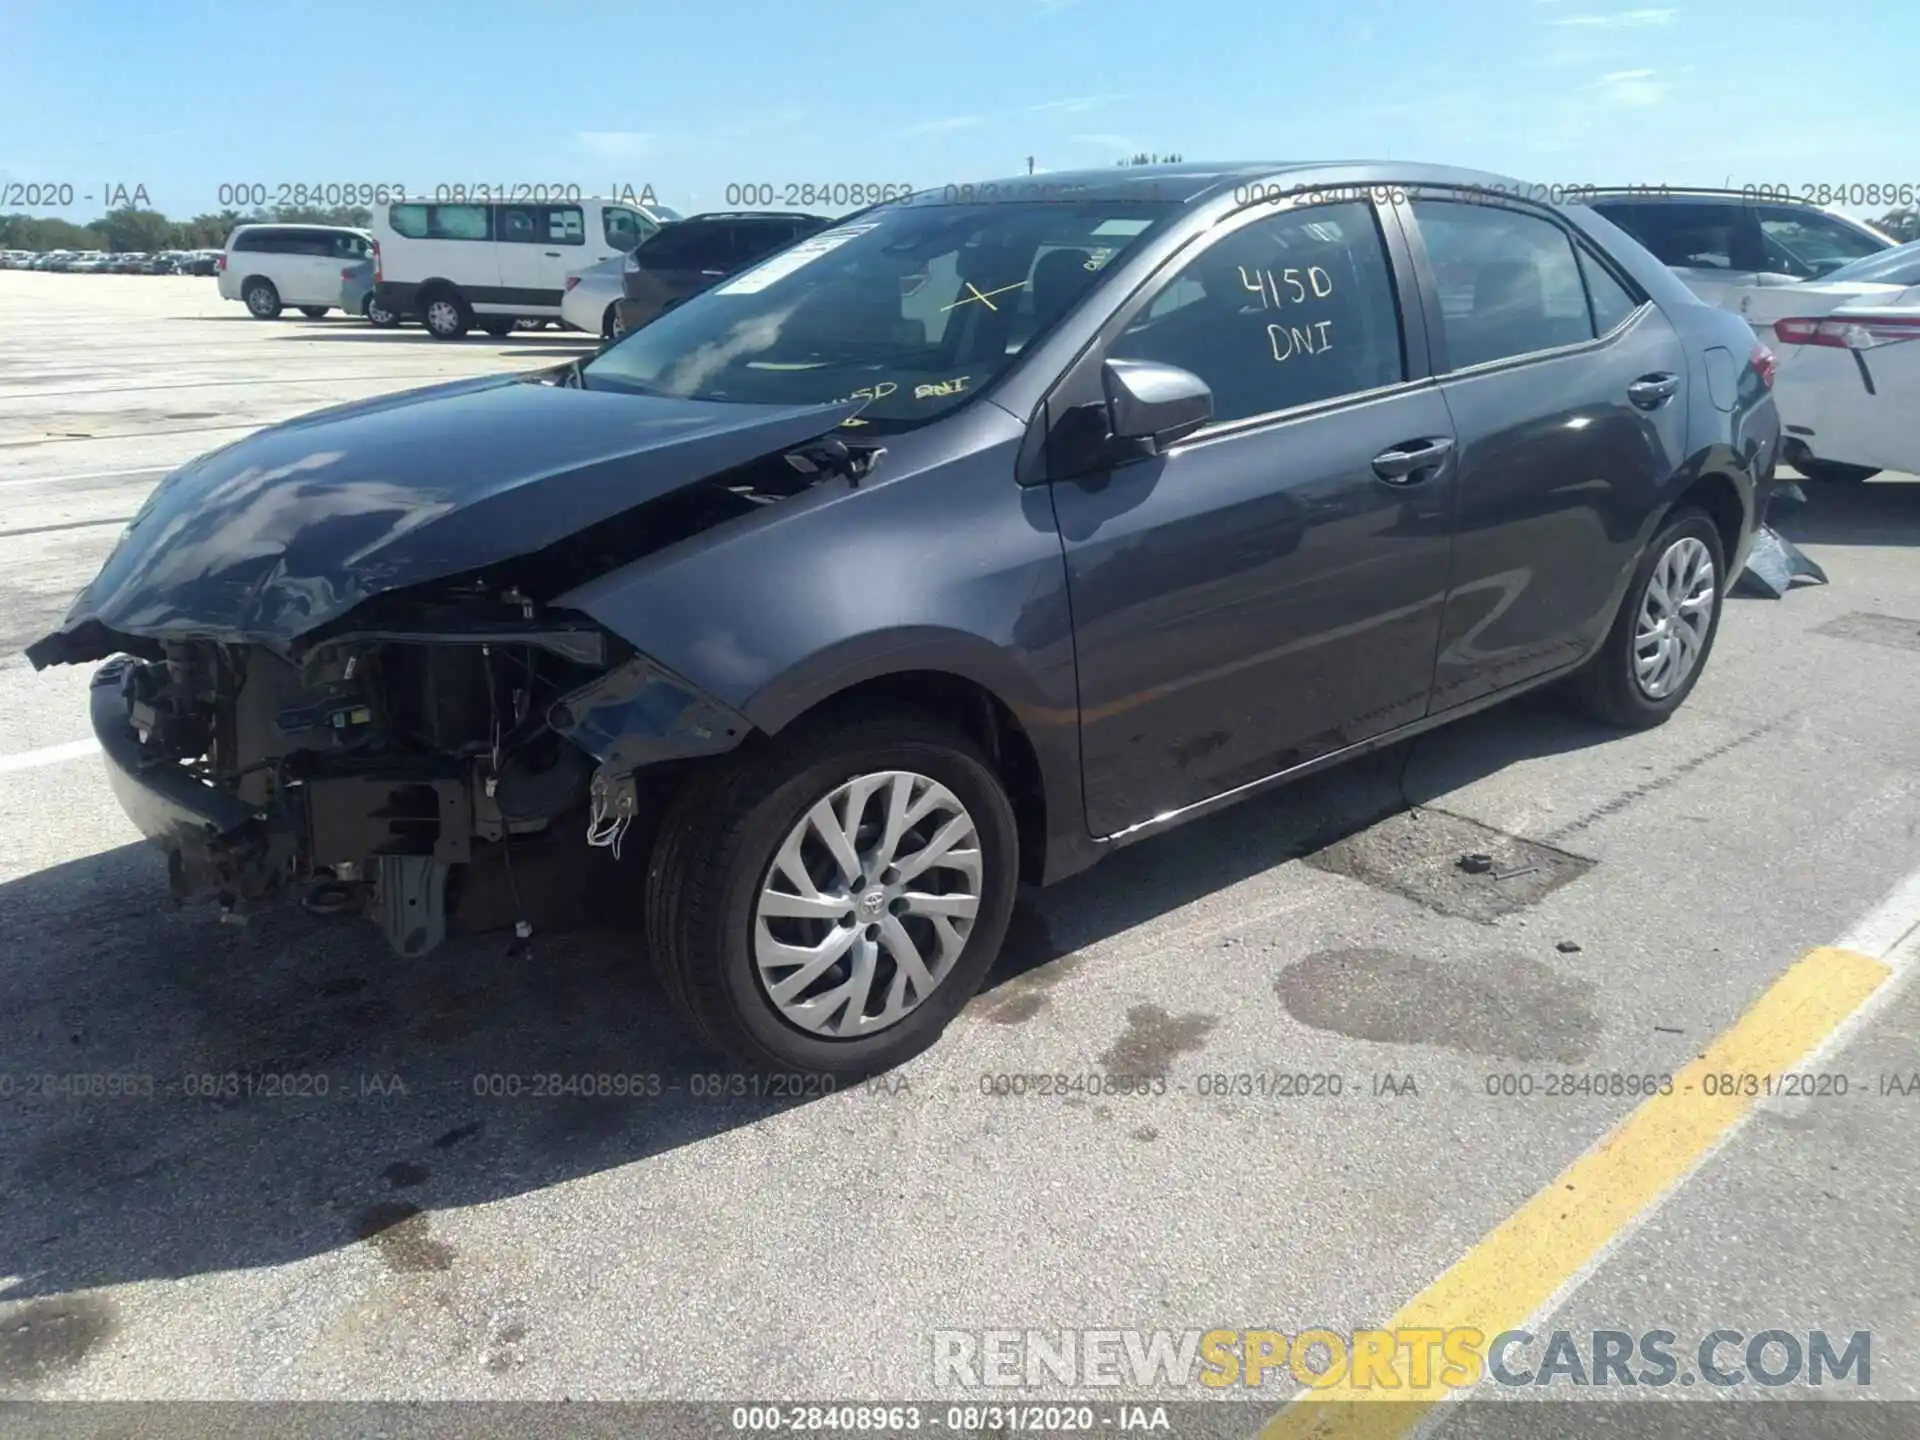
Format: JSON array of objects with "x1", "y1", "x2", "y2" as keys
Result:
[{"x1": 218, "y1": 223, "x2": 374, "y2": 318}]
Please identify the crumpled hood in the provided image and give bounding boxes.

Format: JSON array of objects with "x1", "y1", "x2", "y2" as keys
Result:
[{"x1": 26, "y1": 373, "x2": 856, "y2": 667}]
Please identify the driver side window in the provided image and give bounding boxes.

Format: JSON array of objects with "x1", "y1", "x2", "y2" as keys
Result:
[{"x1": 1105, "y1": 201, "x2": 1406, "y2": 425}]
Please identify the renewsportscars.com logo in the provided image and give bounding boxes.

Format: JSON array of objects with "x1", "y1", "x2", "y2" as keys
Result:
[{"x1": 931, "y1": 1327, "x2": 1872, "y2": 1391}]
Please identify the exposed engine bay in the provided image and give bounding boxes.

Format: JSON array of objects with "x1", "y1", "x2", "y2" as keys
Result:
[
  {"x1": 100, "y1": 588, "x2": 623, "y2": 955},
  {"x1": 30, "y1": 370, "x2": 890, "y2": 956}
]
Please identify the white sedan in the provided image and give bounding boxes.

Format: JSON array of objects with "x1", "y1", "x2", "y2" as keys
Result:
[
  {"x1": 561, "y1": 254, "x2": 627, "y2": 339},
  {"x1": 1734, "y1": 241, "x2": 1920, "y2": 481}
]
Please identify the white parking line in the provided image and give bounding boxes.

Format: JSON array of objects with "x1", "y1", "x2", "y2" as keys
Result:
[
  {"x1": 0, "y1": 464, "x2": 173, "y2": 489},
  {"x1": 0, "y1": 738, "x2": 100, "y2": 774}
]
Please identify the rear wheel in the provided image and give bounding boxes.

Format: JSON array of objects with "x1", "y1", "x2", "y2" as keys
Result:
[
  {"x1": 644, "y1": 706, "x2": 1019, "y2": 1078},
  {"x1": 1567, "y1": 508, "x2": 1725, "y2": 728},
  {"x1": 242, "y1": 279, "x2": 281, "y2": 318},
  {"x1": 601, "y1": 303, "x2": 618, "y2": 339},
  {"x1": 364, "y1": 293, "x2": 401, "y2": 328},
  {"x1": 479, "y1": 316, "x2": 517, "y2": 337},
  {"x1": 298, "y1": 305, "x2": 329, "y2": 318},
  {"x1": 421, "y1": 290, "x2": 471, "y2": 340}
]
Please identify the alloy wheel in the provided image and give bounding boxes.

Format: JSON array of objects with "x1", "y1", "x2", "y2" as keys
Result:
[
  {"x1": 753, "y1": 770, "x2": 983, "y2": 1038},
  {"x1": 1633, "y1": 535, "x2": 1715, "y2": 700}
]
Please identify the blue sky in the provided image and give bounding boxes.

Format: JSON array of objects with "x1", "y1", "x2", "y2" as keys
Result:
[{"x1": 3, "y1": 0, "x2": 1916, "y2": 222}]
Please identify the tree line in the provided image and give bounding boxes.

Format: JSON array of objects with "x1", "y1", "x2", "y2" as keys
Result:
[
  {"x1": 4, "y1": 196, "x2": 1916, "y2": 252},
  {"x1": 0, "y1": 203, "x2": 374, "y2": 252}
]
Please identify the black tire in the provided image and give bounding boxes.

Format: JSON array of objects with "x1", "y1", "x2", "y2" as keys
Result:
[
  {"x1": 479, "y1": 316, "x2": 517, "y2": 337},
  {"x1": 298, "y1": 305, "x2": 329, "y2": 318},
  {"x1": 420, "y1": 289, "x2": 471, "y2": 340},
  {"x1": 644, "y1": 704, "x2": 1020, "y2": 1078},
  {"x1": 1794, "y1": 458, "x2": 1879, "y2": 484},
  {"x1": 1567, "y1": 507, "x2": 1726, "y2": 729},
  {"x1": 601, "y1": 303, "x2": 618, "y2": 340},
  {"x1": 242, "y1": 278, "x2": 281, "y2": 319},
  {"x1": 363, "y1": 293, "x2": 401, "y2": 328}
]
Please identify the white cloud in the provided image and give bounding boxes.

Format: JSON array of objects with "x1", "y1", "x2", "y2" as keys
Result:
[
  {"x1": 1588, "y1": 67, "x2": 1669, "y2": 106},
  {"x1": 1072, "y1": 132, "x2": 1141, "y2": 153},
  {"x1": 571, "y1": 131, "x2": 657, "y2": 160},
  {"x1": 902, "y1": 115, "x2": 985, "y2": 136},
  {"x1": 1030, "y1": 94, "x2": 1127, "y2": 113},
  {"x1": 1553, "y1": 7, "x2": 1677, "y2": 25}
]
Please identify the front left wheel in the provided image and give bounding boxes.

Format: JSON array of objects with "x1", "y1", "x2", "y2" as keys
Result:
[{"x1": 644, "y1": 706, "x2": 1020, "y2": 1078}]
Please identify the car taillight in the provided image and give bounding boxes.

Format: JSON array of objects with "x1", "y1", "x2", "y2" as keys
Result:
[
  {"x1": 215, "y1": 253, "x2": 226, "y2": 272},
  {"x1": 1750, "y1": 342, "x2": 1777, "y2": 389},
  {"x1": 1773, "y1": 313, "x2": 1920, "y2": 351},
  {"x1": 565, "y1": 275, "x2": 580, "y2": 291}
]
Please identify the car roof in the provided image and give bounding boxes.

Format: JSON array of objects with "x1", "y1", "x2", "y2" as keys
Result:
[
  {"x1": 679, "y1": 211, "x2": 830, "y2": 225},
  {"x1": 232, "y1": 222, "x2": 366, "y2": 233},
  {"x1": 1581, "y1": 186, "x2": 1838, "y2": 209},
  {"x1": 894, "y1": 161, "x2": 1574, "y2": 207}
]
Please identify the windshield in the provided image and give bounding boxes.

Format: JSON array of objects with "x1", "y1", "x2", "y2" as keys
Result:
[
  {"x1": 1817, "y1": 239, "x2": 1920, "y2": 286},
  {"x1": 580, "y1": 199, "x2": 1175, "y2": 429}
]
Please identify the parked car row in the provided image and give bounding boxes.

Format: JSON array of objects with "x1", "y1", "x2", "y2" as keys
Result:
[{"x1": 4, "y1": 248, "x2": 221, "y2": 273}]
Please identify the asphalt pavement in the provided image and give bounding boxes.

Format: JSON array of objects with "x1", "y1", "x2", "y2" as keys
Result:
[{"x1": 0, "y1": 272, "x2": 1916, "y2": 1437}]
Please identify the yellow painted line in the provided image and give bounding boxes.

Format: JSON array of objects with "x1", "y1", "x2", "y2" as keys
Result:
[{"x1": 1260, "y1": 944, "x2": 1893, "y2": 1440}]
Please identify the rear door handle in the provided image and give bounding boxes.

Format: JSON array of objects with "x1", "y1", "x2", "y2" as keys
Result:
[
  {"x1": 1628, "y1": 373, "x2": 1680, "y2": 408},
  {"x1": 1371, "y1": 437, "x2": 1454, "y2": 483},
  {"x1": 544, "y1": 250, "x2": 562, "y2": 257}
]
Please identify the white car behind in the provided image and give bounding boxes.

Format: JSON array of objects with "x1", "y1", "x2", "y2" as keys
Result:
[
  {"x1": 1732, "y1": 241, "x2": 1920, "y2": 481},
  {"x1": 561, "y1": 253, "x2": 627, "y2": 338}
]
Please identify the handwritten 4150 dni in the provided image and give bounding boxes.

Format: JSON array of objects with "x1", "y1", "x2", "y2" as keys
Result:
[{"x1": 1239, "y1": 263, "x2": 1338, "y2": 363}]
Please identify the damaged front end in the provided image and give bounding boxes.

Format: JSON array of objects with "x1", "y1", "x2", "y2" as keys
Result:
[
  {"x1": 85, "y1": 592, "x2": 750, "y2": 954},
  {"x1": 36, "y1": 373, "x2": 876, "y2": 954}
]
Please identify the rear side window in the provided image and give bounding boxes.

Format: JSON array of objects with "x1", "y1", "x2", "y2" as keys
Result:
[
  {"x1": 602, "y1": 206, "x2": 657, "y2": 252},
  {"x1": 1755, "y1": 206, "x2": 1886, "y2": 278},
  {"x1": 737, "y1": 222, "x2": 805, "y2": 262},
  {"x1": 1411, "y1": 200, "x2": 1598, "y2": 368},
  {"x1": 234, "y1": 229, "x2": 296, "y2": 253},
  {"x1": 1106, "y1": 200, "x2": 1405, "y2": 424},
  {"x1": 635, "y1": 223, "x2": 732, "y2": 271},
  {"x1": 289, "y1": 229, "x2": 345, "y2": 256},
  {"x1": 389, "y1": 203, "x2": 491, "y2": 241},
  {"x1": 1597, "y1": 201, "x2": 1753, "y2": 271}
]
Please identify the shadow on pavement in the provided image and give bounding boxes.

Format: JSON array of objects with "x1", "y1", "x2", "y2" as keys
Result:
[
  {"x1": 0, "y1": 689, "x2": 1621, "y2": 1302},
  {"x1": 1777, "y1": 475, "x2": 1920, "y2": 548}
]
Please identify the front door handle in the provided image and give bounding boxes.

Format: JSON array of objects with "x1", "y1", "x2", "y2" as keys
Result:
[
  {"x1": 544, "y1": 250, "x2": 562, "y2": 257},
  {"x1": 1628, "y1": 372, "x2": 1680, "y2": 408},
  {"x1": 1371, "y1": 437, "x2": 1454, "y2": 483}
]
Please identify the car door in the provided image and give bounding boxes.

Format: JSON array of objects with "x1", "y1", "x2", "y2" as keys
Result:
[
  {"x1": 1044, "y1": 197, "x2": 1456, "y2": 837},
  {"x1": 1400, "y1": 192, "x2": 1692, "y2": 710},
  {"x1": 497, "y1": 203, "x2": 585, "y2": 313},
  {"x1": 285, "y1": 228, "x2": 339, "y2": 304}
]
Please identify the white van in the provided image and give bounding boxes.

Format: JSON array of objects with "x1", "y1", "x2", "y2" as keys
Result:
[
  {"x1": 369, "y1": 197, "x2": 675, "y2": 339},
  {"x1": 218, "y1": 224, "x2": 374, "y2": 318}
]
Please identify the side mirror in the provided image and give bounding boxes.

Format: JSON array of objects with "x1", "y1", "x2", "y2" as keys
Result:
[{"x1": 1102, "y1": 358, "x2": 1212, "y2": 452}]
